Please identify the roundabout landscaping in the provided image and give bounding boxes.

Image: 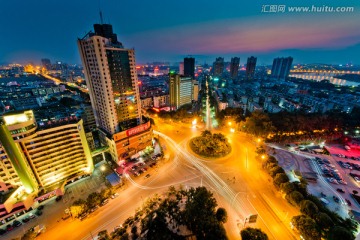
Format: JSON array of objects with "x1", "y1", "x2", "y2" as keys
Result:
[{"x1": 189, "y1": 130, "x2": 231, "y2": 158}]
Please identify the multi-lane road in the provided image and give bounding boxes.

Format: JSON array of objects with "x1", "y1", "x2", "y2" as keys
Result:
[{"x1": 8, "y1": 119, "x2": 300, "y2": 240}]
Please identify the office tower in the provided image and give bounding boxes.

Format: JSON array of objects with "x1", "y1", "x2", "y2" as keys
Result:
[
  {"x1": 78, "y1": 23, "x2": 152, "y2": 163},
  {"x1": 184, "y1": 57, "x2": 195, "y2": 78},
  {"x1": 179, "y1": 62, "x2": 184, "y2": 75},
  {"x1": 41, "y1": 58, "x2": 51, "y2": 70},
  {"x1": 246, "y1": 56, "x2": 257, "y2": 79},
  {"x1": 230, "y1": 57, "x2": 240, "y2": 79},
  {"x1": 169, "y1": 73, "x2": 193, "y2": 110},
  {"x1": 0, "y1": 110, "x2": 93, "y2": 221},
  {"x1": 78, "y1": 23, "x2": 142, "y2": 135},
  {"x1": 271, "y1": 57, "x2": 293, "y2": 80},
  {"x1": 213, "y1": 57, "x2": 224, "y2": 77}
]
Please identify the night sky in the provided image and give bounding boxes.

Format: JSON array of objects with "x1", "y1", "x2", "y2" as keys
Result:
[{"x1": 1, "y1": 0, "x2": 359, "y2": 65}]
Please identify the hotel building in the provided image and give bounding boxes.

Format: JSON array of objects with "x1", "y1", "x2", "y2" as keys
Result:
[{"x1": 0, "y1": 110, "x2": 93, "y2": 221}]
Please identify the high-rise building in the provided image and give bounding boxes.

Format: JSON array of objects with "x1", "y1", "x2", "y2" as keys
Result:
[
  {"x1": 192, "y1": 81, "x2": 199, "y2": 101},
  {"x1": 213, "y1": 57, "x2": 224, "y2": 77},
  {"x1": 184, "y1": 57, "x2": 195, "y2": 78},
  {"x1": 0, "y1": 110, "x2": 93, "y2": 221},
  {"x1": 78, "y1": 23, "x2": 153, "y2": 163},
  {"x1": 41, "y1": 58, "x2": 51, "y2": 70},
  {"x1": 179, "y1": 62, "x2": 184, "y2": 75},
  {"x1": 78, "y1": 23, "x2": 141, "y2": 135},
  {"x1": 169, "y1": 73, "x2": 193, "y2": 110},
  {"x1": 229, "y1": 57, "x2": 240, "y2": 79},
  {"x1": 246, "y1": 56, "x2": 257, "y2": 80},
  {"x1": 271, "y1": 57, "x2": 293, "y2": 80}
]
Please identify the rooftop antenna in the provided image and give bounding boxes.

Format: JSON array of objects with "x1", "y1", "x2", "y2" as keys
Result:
[
  {"x1": 98, "y1": 0, "x2": 104, "y2": 24},
  {"x1": 100, "y1": 10, "x2": 104, "y2": 24}
]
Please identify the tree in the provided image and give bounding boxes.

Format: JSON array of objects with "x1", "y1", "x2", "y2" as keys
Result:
[
  {"x1": 286, "y1": 191, "x2": 304, "y2": 206},
  {"x1": 280, "y1": 182, "x2": 297, "y2": 195},
  {"x1": 292, "y1": 215, "x2": 321, "y2": 240},
  {"x1": 216, "y1": 208, "x2": 228, "y2": 223},
  {"x1": 97, "y1": 230, "x2": 110, "y2": 240},
  {"x1": 273, "y1": 173, "x2": 289, "y2": 188},
  {"x1": 300, "y1": 200, "x2": 319, "y2": 218},
  {"x1": 21, "y1": 231, "x2": 37, "y2": 240},
  {"x1": 70, "y1": 199, "x2": 87, "y2": 217},
  {"x1": 268, "y1": 166, "x2": 285, "y2": 178},
  {"x1": 240, "y1": 227, "x2": 268, "y2": 240},
  {"x1": 240, "y1": 111, "x2": 275, "y2": 137},
  {"x1": 315, "y1": 212, "x2": 334, "y2": 231},
  {"x1": 328, "y1": 226, "x2": 354, "y2": 240},
  {"x1": 87, "y1": 192, "x2": 101, "y2": 208}
]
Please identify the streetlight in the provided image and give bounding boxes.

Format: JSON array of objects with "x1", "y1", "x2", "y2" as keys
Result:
[
  {"x1": 228, "y1": 121, "x2": 232, "y2": 126},
  {"x1": 100, "y1": 165, "x2": 106, "y2": 172},
  {"x1": 257, "y1": 138, "x2": 261, "y2": 143},
  {"x1": 230, "y1": 128, "x2": 235, "y2": 133},
  {"x1": 261, "y1": 155, "x2": 266, "y2": 160}
]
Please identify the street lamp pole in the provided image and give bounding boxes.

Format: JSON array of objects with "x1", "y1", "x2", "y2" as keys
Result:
[{"x1": 246, "y1": 148, "x2": 248, "y2": 170}]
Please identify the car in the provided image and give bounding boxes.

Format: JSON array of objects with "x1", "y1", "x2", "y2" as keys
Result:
[
  {"x1": 22, "y1": 217, "x2": 30, "y2": 223},
  {"x1": 101, "y1": 199, "x2": 109, "y2": 206},
  {"x1": 29, "y1": 213, "x2": 36, "y2": 219},
  {"x1": 0, "y1": 228, "x2": 6, "y2": 235},
  {"x1": 320, "y1": 192, "x2": 327, "y2": 197},
  {"x1": 323, "y1": 159, "x2": 330, "y2": 164},
  {"x1": 142, "y1": 167, "x2": 148, "y2": 172},
  {"x1": 138, "y1": 162, "x2": 144, "y2": 166},
  {"x1": 133, "y1": 172, "x2": 139, "y2": 177},
  {"x1": 90, "y1": 206, "x2": 99, "y2": 212},
  {"x1": 138, "y1": 169, "x2": 143, "y2": 174},
  {"x1": 333, "y1": 196, "x2": 340, "y2": 203},
  {"x1": 346, "y1": 199, "x2": 352, "y2": 206},
  {"x1": 131, "y1": 166, "x2": 138, "y2": 171},
  {"x1": 354, "y1": 177, "x2": 360, "y2": 182},
  {"x1": 79, "y1": 213, "x2": 88, "y2": 221},
  {"x1": 55, "y1": 196, "x2": 63, "y2": 202},
  {"x1": 13, "y1": 220, "x2": 22, "y2": 227},
  {"x1": 145, "y1": 174, "x2": 151, "y2": 179},
  {"x1": 111, "y1": 193, "x2": 119, "y2": 199},
  {"x1": 336, "y1": 188, "x2": 345, "y2": 193},
  {"x1": 338, "y1": 180, "x2": 347, "y2": 185},
  {"x1": 6, "y1": 225, "x2": 13, "y2": 231},
  {"x1": 38, "y1": 205, "x2": 44, "y2": 210},
  {"x1": 35, "y1": 210, "x2": 43, "y2": 216}
]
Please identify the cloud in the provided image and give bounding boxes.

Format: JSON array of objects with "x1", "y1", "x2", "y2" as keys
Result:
[{"x1": 125, "y1": 14, "x2": 360, "y2": 55}]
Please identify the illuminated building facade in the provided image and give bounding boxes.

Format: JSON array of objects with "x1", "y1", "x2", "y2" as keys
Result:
[
  {"x1": 271, "y1": 57, "x2": 293, "y2": 80},
  {"x1": 0, "y1": 110, "x2": 93, "y2": 221},
  {"x1": 169, "y1": 73, "x2": 193, "y2": 110},
  {"x1": 78, "y1": 23, "x2": 153, "y2": 163}
]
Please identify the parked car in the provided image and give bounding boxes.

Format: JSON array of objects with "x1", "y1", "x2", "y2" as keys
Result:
[
  {"x1": 90, "y1": 206, "x2": 99, "y2": 213},
  {"x1": 6, "y1": 225, "x2": 13, "y2": 231},
  {"x1": 111, "y1": 193, "x2": 119, "y2": 199},
  {"x1": 346, "y1": 199, "x2": 352, "y2": 206},
  {"x1": 101, "y1": 199, "x2": 109, "y2": 206},
  {"x1": 13, "y1": 220, "x2": 22, "y2": 227},
  {"x1": 29, "y1": 213, "x2": 36, "y2": 219},
  {"x1": 0, "y1": 228, "x2": 6, "y2": 235},
  {"x1": 55, "y1": 196, "x2": 63, "y2": 202},
  {"x1": 22, "y1": 217, "x2": 30, "y2": 223},
  {"x1": 79, "y1": 213, "x2": 88, "y2": 221},
  {"x1": 336, "y1": 188, "x2": 345, "y2": 193},
  {"x1": 320, "y1": 192, "x2": 327, "y2": 197},
  {"x1": 38, "y1": 205, "x2": 44, "y2": 210},
  {"x1": 333, "y1": 196, "x2": 340, "y2": 203},
  {"x1": 35, "y1": 210, "x2": 43, "y2": 216},
  {"x1": 145, "y1": 174, "x2": 151, "y2": 179}
]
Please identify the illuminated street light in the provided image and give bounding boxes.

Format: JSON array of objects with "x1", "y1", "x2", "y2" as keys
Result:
[
  {"x1": 261, "y1": 155, "x2": 266, "y2": 160},
  {"x1": 257, "y1": 138, "x2": 261, "y2": 143},
  {"x1": 344, "y1": 131, "x2": 348, "y2": 135},
  {"x1": 230, "y1": 128, "x2": 235, "y2": 133},
  {"x1": 100, "y1": 165, "x2": 106, "y2": 172},
  {"x1": 192, "y1": 119, "x2": 197, "y2": 125}
]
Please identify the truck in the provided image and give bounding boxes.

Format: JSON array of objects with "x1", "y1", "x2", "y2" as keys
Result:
[{"x1": 345, "y1": 145, "x2": 351, "y2": 151}]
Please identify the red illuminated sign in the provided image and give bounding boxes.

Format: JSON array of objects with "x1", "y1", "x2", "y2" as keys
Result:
[{"x1": 126, "y1": 121, "x2": 151, "y2": 137}]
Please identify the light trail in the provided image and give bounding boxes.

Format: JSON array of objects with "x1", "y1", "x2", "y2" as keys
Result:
[{"x1": 155, "y1": 130, "x2": 252, "y2": 220}]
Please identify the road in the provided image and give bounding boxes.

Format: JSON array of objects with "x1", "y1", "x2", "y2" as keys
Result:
[{"x1": 6, "y1": 119, "x2": 300, "y2": 240}]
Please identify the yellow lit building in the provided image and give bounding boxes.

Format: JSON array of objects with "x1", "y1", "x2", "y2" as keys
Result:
[{"x1": 0, "y1": 110, "x2": 93, "y2": 221}]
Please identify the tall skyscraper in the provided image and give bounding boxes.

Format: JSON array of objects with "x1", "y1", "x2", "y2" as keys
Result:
[
  {"x1": 179, "y1": 62, "x2": 184, "y2": 75},
  {"x1": 271, "y1": 57, "x2": 293, "y2": 80},
  {"x1": 78, "y1": 23, "x2": 152, "y2": 163},
  {"x1": 41, "y1": 58, "x2": 51, "y2": 70},
  {"x1": 246, "y1": 56, "x2": 257, "y2": 80},
  {"x1": 169, "y1": 73, "x2": 193, "y2": 110},
  {"x1": 184, "y1": 57, "x2": 195, "y2": 78},
  {"x1": 78, "y1": 23, "x2": 142, "y2": 135},
  {"x1": 213, "y1": 57, "x2": 224, "y2": 77},
  {"x1": 229, "y1": 57, "x2": 240, "y2": 79}
]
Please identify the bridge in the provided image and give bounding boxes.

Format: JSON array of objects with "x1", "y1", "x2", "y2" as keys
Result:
[{"x1": 290, "y1": 69, "x2": 360, "y2": 75}]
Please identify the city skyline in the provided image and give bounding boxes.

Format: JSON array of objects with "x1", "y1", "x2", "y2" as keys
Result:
[{"x1": 0, "y1": 0, "x2": 359, "y2": 65}]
